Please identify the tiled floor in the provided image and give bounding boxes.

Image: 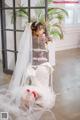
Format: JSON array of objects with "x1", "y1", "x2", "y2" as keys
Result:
[
  {"x1": 0, "y1": 48, "x2": 80, "y2": 120},
  {"x1": 53, "y1": 48, "x2": 80, "y2": 120},
  {"x1": 0, "y1": 60, "x2": 11, "y2": 86}
]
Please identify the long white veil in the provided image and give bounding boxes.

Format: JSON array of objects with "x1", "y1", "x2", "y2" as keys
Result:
[
  {"x1": 9, "y1": 23, "x2": 32, "y2": 90},
  {"x1": 0, "y1": 23, "x2": 56, "y2": 120}
]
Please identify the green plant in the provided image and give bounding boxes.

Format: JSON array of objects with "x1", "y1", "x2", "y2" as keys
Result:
[
  {"x1": 47, "y1": 7, "x2": 68, "y2": 39},
  {"x1": 11, "y1": 0, "x2": 68, "y2": 40}
]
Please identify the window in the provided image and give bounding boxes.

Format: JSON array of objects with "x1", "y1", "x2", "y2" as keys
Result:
[
  {"x1": 48, "y1": 0, "x2": 80, "y2": 26},
  {"x1": 65, "y1": 4, "x2": 80, "y2": 25},
  {"x1": 0, "y1": 0, "x2": 48, "y2": 73}
]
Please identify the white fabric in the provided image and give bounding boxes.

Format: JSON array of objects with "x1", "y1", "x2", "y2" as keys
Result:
[
  {"x1": 0, "y1": 23, "x2": 56, "y2": 120},
  {"x1": 48, "y1": 41, "x2": 56, "y2": 66},
  {"x1": 9, "y1": 23, "x2": 32, "y2": 90}
]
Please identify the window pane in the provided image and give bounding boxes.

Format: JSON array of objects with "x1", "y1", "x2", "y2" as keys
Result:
[
  {"x1": 7, "y1": 52, "x2": 15, "y2": 70},
  {"x1": 20, "y1": 0, "x2": 28, "y2": 7},
  {"x1": 6, "y1": 31, "x2": 14, "y2": 50},
  {"x1": 64, "y1": 4, "x2": 80, "y2": 25},
  {"x1": 15, "y1": 0, "x2": 27, "y2": 7},
  {"x1": 31, "y1": 0, "x2": 45, "y2": 7},
  {"x1": 5, "y1": 10, "x2": 13, "y2": 29},
  {"x1": 16, "y1": 9, "x2": 28, "y2": 30},
  {"x1": 16, "y1": 32, "x2": 23, "y2": 51},
  {"x1": 5, "y1": 0, "x2": 13, "y2": 7},
  {"x1": 65, "y1": 4, "x2": 75, "y2": 7},
  {"x1": 5, "y1": 0, "x2": 28, "y2": 7}
]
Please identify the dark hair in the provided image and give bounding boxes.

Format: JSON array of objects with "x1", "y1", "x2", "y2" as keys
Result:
[
  {"x1": 31, "y1": 21, "x2": 52, "y2": 42},
  {"x1": 31, "y1": 21, "x2": 45, "y2": 32}
]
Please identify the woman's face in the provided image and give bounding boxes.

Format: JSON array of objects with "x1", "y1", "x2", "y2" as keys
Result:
[
  {"x1": 37, "y1": 28, "x2": 45, "y2": 36},
  {"x1": 35, "y1": 25, "x2": 45, "y2": 37}
]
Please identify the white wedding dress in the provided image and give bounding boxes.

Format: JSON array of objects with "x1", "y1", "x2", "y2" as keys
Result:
[{"x1": 0, "y1": 23, "x2": 56, "y2": 120}]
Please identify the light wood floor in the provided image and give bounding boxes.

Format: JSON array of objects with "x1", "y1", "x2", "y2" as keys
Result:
[{"x1": 0, "y1": 48, "x2": 80, "y2": 120}]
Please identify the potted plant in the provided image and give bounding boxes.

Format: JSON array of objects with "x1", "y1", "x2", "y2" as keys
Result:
[{"x1": 11, "y1": 0, "x2": 68, "y2": 40}]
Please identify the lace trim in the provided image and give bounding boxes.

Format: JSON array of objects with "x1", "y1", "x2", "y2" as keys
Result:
[
  {"x1": 33, "y1": 57, "x2": 48, "y2": 61},
  {"x1": 32, "y1": 49, "x2": 48, "y2": 52}
]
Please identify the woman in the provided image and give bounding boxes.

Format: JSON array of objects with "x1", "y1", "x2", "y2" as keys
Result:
[
  {"x1": 19, "y1": 22, "x2": 55, "y2": 110},
  {"x1": 31, "y1": 21, "x2": 49, "y2": 66},
  {"x1": 31, "y1": 21, "x2": 55, "y2": 66},
  {"x1": 0, "y1": 23, "x2": 56, "y2": 120}
]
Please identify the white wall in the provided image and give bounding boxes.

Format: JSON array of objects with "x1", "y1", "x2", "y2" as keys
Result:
[{"x1": 55, "y1": 26, "x2": 80, "y2": 51}]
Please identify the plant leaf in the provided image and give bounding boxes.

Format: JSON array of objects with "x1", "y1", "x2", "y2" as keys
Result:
[
  {"x1": 51, "y1": 30, "x2": 63, "y2": 39},
  {"x1": 48, "y1": 8, "x2": 68, "y2": 16}
]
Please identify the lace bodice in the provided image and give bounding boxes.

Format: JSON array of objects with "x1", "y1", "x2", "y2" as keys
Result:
[{"x1": 32, "y1": 36, "x2": 49, "y2": 65}]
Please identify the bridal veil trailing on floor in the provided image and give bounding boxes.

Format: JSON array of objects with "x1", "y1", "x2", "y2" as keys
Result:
[{"x1": 0, "y1": 23, "x2": 56, "y2": 120}]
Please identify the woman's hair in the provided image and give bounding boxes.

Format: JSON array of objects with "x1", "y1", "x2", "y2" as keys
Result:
[
  {"x1": 31, "y1": 21, "x2": 45, "y2": 33},
  {"x1": 31, "y1": 21, "x2": 52, "y2": 42}
]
